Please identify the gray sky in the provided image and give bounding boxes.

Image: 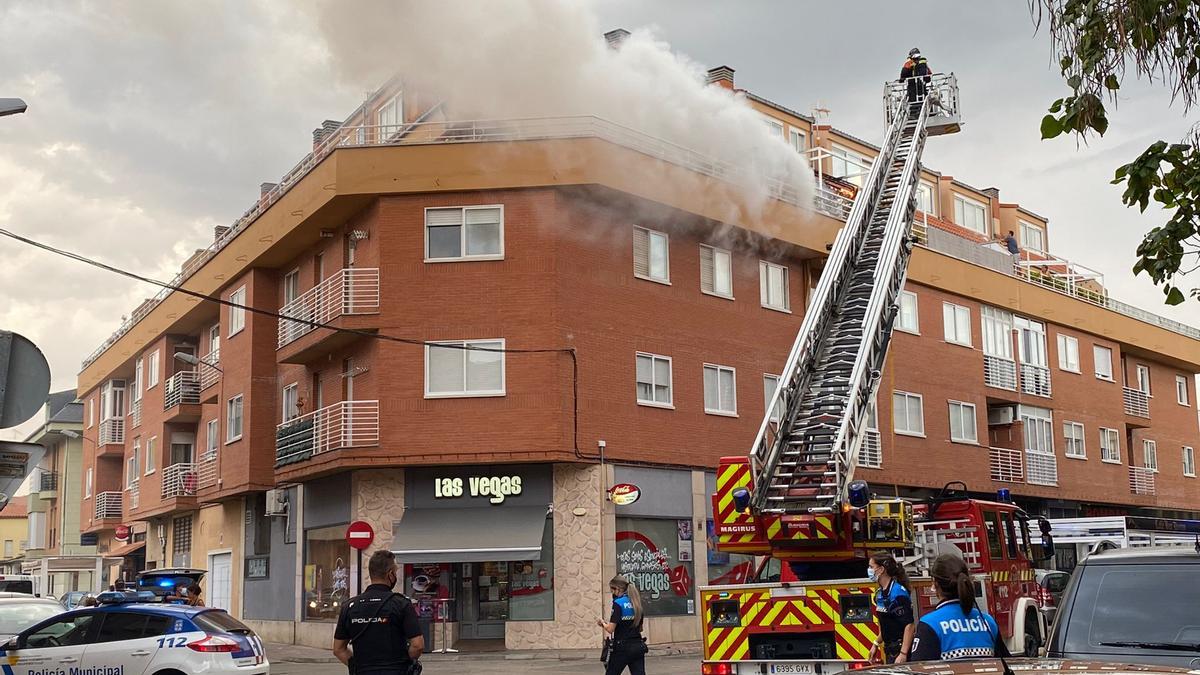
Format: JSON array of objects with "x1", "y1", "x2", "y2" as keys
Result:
[{"x1": 0, "y1": 0, "x2": 1195, "y2": 417}]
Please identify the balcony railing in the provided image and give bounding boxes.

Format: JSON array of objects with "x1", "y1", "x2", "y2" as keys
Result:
[
  {"x1": 990, "y1": 447, "x2": 1024, "y2": 483},
  {"x1": 278, "y1": 268, "x2": 381, "y2": 348},
  {"x1": 857, "y1": 429, "x2": 882, "y2": 468},
  {"x1": 1020, "y1": 362, "x2": 1052, "y2": 398},
  {"x1": 1123, "y1": 387, "x2": 1150, "y2": 418},
  {"x1": 98, "y1": 418, "x2": 125, "y2": 446},
  {"x1": 164, "y1": 371, "x2": 201, "y2": 410},
  {"x1": 127, "y1": 479, "x2": 139, "y2": 511},
  {"x1": 196, "y1": 455, "x2": 218, "y2": 490},
  {"x1": 276, "y1": 400, "x2": 380, "y2": 467},
  {"x1": 38, "y1": 471, "x2": 58, "y2": 493},
  {"x1": 162, "y1": 463, "x2": 199, "y2": 499},
  {"x1": 199, "y1": 350, "x2": 220, "y2": 391},
  {"x1": 1026, "y1": 451, "x2": 1059, "y2": 486},
  {"x1": 94, "y1": 492, "x2": 122, "y2": 520},
  {"x1": 1129, "y1": 466, "x2": 1157, "y2": 495},
  {"x1": 984, "y1": 355, "x2": 1017, "y2": 391},
  {"x1": 131, "y1": 399, "x2": 142, "y2": 428}
]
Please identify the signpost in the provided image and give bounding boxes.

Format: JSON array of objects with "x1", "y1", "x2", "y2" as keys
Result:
[{"x1": 346, "y1": 521, "x2": 375, "y2": 594}]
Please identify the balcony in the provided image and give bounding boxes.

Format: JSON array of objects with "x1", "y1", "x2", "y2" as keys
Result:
[
  {"x1": 162, "y1": 463, "x2": 199, "y2": 499},
  {"x1": 277, "y1": 268, "x2": 381, "y2": 363},
  {"x1": 37, "y1": 471, "x2": 57, "y2": 497},
  {"x1": 94, "y1": 492, "x2": 123, "y2": 521},
  {"x1": 163, "y1": 371, "x2": 202, "y2": 423},
  {"x1": 857, "y1": 429, "x2": 882, "y2": 468},
  {"x1": 1025, "y1": 451, "x2": 1058, "y2": 486},
  {"x1": 131, "y1": 399, "x2": 142, "y2": 428},
  {"x1": 97, "y1": 418, "x2": 125, "y2": 457},
  {"x1": 1123, "y1": 387, "x2": 1150, "y2": 419},
  {"x1": 984, "y1": 355, "x2": 1017, "y2": 391},
  {"x1": 989, "y1": 447, "x2": 1024, "y2": 483},
  {"x1": 275, "y1": 400, "x2": 380, "y2": 467},
  {"x1": 127, "y1": 479, "x2": 140, "y2": 512},
  {"x1": 1019, "y1": 363, "x2": 1052, "y2": 398},
  {"x1": 199, "y1": 350, "x2": 220, "y2": 402},
  {"x1": 196, "y1": 455, "x2": 218, "y2": 491},
  {"x1": 1129, "y1": 466, "x2": 1157, "y2": 496}
]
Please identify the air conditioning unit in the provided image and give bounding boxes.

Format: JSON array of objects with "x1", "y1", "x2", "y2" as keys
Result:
[
  {"x1": 988, "y1": 406, "x2": 1016, "y2": 425},
  {"x1": 265, "y1": 489, "x2": 290, "y2": 517}
]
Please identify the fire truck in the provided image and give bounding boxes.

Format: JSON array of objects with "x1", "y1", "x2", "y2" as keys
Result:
[{"x1": 700, "y1": 76, "x2": 1052, "y2": 674}]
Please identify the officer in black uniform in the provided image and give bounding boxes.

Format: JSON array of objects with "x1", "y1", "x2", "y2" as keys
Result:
[{"x1": 333, "y1": 550, "x2": 424, "y2": 675}]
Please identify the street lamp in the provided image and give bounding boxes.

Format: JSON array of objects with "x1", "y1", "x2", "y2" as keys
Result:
[
  {"x1": 173, "y1": 352, "x2": 222, "y2": 372},
  {"x1": 0, "y1": 99, "x2": 27, "y2": 118}
]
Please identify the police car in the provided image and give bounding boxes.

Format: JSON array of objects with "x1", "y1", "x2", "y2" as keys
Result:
[{"x1": 0, "y1": 591, "x2": 268, "y2": 674}]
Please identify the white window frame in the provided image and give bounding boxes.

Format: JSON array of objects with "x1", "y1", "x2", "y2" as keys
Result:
[
  {"x1": 632, "y1": 226, "x2": 670, "y2": 284},
  {"x1": 133, "y1": 359, "x2": 144, "y2": 402},
  {"x1": 942, "y1": 302, "x2": 971, "y2": 347},
  {"x1": 376, "y1": 92, "x2": 403, "y2": 137},
  {"x1": 635, "y1": 352, "x2": 674, "y2": 409},
  {"x1": 916, "y1": 180, "x2": 938, "y2": 217},
  {"x1": 789, "y1": 128, "x2": 807, "y2": 153},
  {"x1": 703, "y1": 364, "x2": 737, "y2": 417},
  {"x1": 424, "y1": 205, "x2": 505, "y2": 262},
  {"x1": 424, "y1": 339, "x2": 507, "y2": 399},
  {"x1": 87, "y1": 399, "x2": 94, "y2": 428},
  {"x1": 830, "y1": 143, "x2": 871, "y2": 187},
  {"x1": 896, "y1": 290, "x2": 919, "y2": 334},
  {"x1": 1184, "y1": 446, "x2": 1196, "y2": 478},
  {"x1": 282, "y1": 383, "x2": 299, "y2": 422},
  {"x1": 1177, "y1": 375, "x2": 1190, "y2": 406},
  {"x1": 1100, "y1": 427, "x2": 1121, "y2": 464},
  {"x1": 699, "y1": 245, "x2": 734, "y2": 299},
  {"x1": 228, "y1": 286, "x2": 247, "y2": 337},
  {"x1": 1143, "y1": 439, "x2": 1158, "y2": 472},
  {"x1": 763, "y1": 374, "x2": 784, "y2": 424},
  {"x1": 283, "y1": 269, "x2": 300, "y2": 305},
  {"x1": 1018, "y1": 219, "x2": 1046, "y2": 253},
  {"x1": 1063, "y1": 421, "x2": 1086, "y2": 459},
  {"x1": 206, "y1": 419, "x2": 219, "y2": 460},
  {"x1": 953, "y1": 193, "x2": 989, "y2": 236},
  {"x1": 1135, "y1": 364, "x2": 1152, "y2": 396},
  {"x1": 85, "y1": 467, "x2": 92, "y2": 499},
  {"x1": 759, "y1": 261, "x2": 790, "y2": 312},
  {"x1": 126, "y1": 443, "x2": 139, "y2": 489},
  {"x1": 146, "y1": 351, "x2": 160, "y2": 389},
  {"x1": 1093, "y1": 345, "x2": 1113, "y2": 381},
  {"x1": 892, "y1": 391, "x2": 925, "y2": 437},
  {"x1": 145, "y1": 436, "x2": 156, "y2": 474},
  {"x1": 948, "y1": 400, "x2": 978, "y2": 444},
  {"x1": 762, "y1": 117, "x2": 784, "y2": 137},
  {"x1": 1056, "y1": 334, "x2": 1080, "y2": 373},
  {"x1": 226, "y1": 395, "x2": 244, "y2": 444}
]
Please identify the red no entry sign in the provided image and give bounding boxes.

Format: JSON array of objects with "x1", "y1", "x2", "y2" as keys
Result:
[{"x1": 346, "y1": 520, "x2": 375, "y2": 550}]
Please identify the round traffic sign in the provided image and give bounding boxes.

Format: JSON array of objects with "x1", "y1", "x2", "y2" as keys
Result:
[
  {"x1": 115, "y1": 525, "x2": 131, "y2": 542},
  {"x1": 346, "y1": 521, "x2": 375, "y2": 550}
]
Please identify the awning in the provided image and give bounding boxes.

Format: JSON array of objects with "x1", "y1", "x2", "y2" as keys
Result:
[
  {"x1": 392, "y1": 506, "x2": 548, "y2": 564},
  {"x1": 107, "y1": 541, "x2": 146, "y2": 558}
]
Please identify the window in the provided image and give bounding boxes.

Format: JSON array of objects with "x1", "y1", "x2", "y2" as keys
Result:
[
  {"x1": 1019, "y1": 220, "x2": 1046, "y2": 253},
  {"x1": 425, "y1": 340, "x2": 506, "y2": 397},
  {"x1": 1100, "y1": 428, "x2": 1121, "y2": 463},
  {"x1": 759, "y1": 262, "x2": 790, "y2": 311},
  {"x1": 1177, "y1": 375, "x2": 1190, "y2": 406},
  {"x1": 208, "y1": 324, "x2": 220, "y2": 356},
  {"x1": 703, "y1": 365, "x2": 737, "y2": 416},
  {"x1": 948, "y1": 401, "x2": 977, "y2": 443},
  {"x1": 145, "y1": 437, "x2": 156, "y2": 474},
  {"x1": 762, "y1": 117, "x2": 784, "y2": 137},
  {"x1": 1022, "y1": 406, "x2": 1054, "y2": 454},
  {"x1": 953, "y1": 194, "x2": 989, "y2": 235},
  {"x1": 1003, "y1": 513, "x2": 1019, "y2": 559},
  {"x1": 916, "y1": 180, "x2": 937, "y2": 216},
  {"x1": 892, "y1": 391, "x2": 924, "y2": 436},
  {"x1": 789, "y1": 128, "x2": 807, "y2": 153},
  {"x1": 126, "y1": 443, "x2": 139, "y2": 488},
  {"x1": 1063, "y1": 422, "x2": 1086, "y2": 458},
  {"x1": 942, "y1": 303, "x2": 971, "y2": 346},
  {"x1": 282, "y1": 384, "x2": 299, "y2": 422},
  {"x1": 228, "y1": 286, "x2": 246, "y2": 336},
  {"x1": 897, "y1": 290, "x2": 919, "y2": 333},
  {"x1": 304, "y1": 524, "x2": 352, "y2": 621},
  {"x1": 425, "y1": 206, "x2": 504, "y2": 261},
  {"x1": 1184, "y1": 446, "x2": 1195, "y2": 477},
  {"x1": 226, "y1": 395, "x2": 244, "y2": 442},
  {"x1": 635, "y1": 353, "x2": 673, "y2": 407},
  {"x1": 94, "y1": 612, "x2": 156, "y2": 643},
  {"x1": 1135, "y1": 364, "x2": 1151, "y2": 395},
  {"x1": 172, "y1": 515, "x2": 192, "y2": 567},
  {"x1": 283, "y1": 269, "x2": 300, "y2": 306},
  {"x1": 1143, "y1": 439, "x2": 1158, "y2": 472},
  {"x1": 376, "y1": 92, "x2": 403, "y2": 138},
  {"x1": 830, "y1": 144, "x2": 870, "y2": 187},
  {"x1": 1093, "y1": 345, "x2": 1113, "y2": 380},
  {"x1": 133, "y1": 359, "x2": 143, "y2": 401},
  {"x1": 22, "y1": 613, "x2": 96, "y2": 649},
  {"x1": 146, "y1": 351, "x2": 160, "y2": 389},
  {"x1": 632, "y1": 226, "x2": 669, "y2": 283},
  {"x1": 763, "y1": 374, "x2": 785, "y2": 424},
  {"x1": 88, "y1": 398, "x2": 94, "y2": 428},
  {"x1": 700, "y1": 245, "x2": 733, "y2": 298},
  {"x1": 1057, "y1": 334, "x2": 1080, "y2": 372},
  {"x1": 615, "y1": 518, "x2": 695, "y2": 616},
  {"x1": 981, "y1": 306, "x2": 1014, "y2": 359},
  {"x1": 85, "y1": 468, "x2": 92, "y2": 498},
  {"x1": 205, "y1": 420, "x2": 218, "y2": 460},
  {"x1": 982, "y1": 511, "x2": 1003, "y2": 560}
]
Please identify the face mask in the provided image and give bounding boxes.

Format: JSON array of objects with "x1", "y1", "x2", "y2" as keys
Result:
[
  {"x1": 387, "y1": 571, "x2": 398, "y2": 590},
  {"x1": 867, "y1": 567, "x2": 878, "y2": 582}
]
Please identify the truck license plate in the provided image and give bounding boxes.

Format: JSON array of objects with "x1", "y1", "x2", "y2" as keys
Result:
[{"x1": 770, "y1": 665, "x2": 815, "y2": 674}]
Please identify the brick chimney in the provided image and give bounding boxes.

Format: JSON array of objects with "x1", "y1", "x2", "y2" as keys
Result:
[
  {"x1": 213, "y1": 225, "x2": 230, "y2": 242},
  {"x1": 312, "y1": 119, "x2": 342, "y2": 149},
  {"x1": 258, "y1": 182, "x2": 278, "y2": 208},
  {"x1": 604, "y1": 28, "x2": 630, "y2": 49},
  {"x1": 706, "y1": 66, "x2": 736, "y2": 90}
]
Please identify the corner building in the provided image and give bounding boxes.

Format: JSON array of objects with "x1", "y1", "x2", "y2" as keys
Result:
[{"x1": 77, "y1": 62, "x2": 1200, "y2": 650}]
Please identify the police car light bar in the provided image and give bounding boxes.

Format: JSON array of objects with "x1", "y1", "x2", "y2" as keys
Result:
[{"x1": 96, "y1": 590, "x2": 157, "y2": 604}]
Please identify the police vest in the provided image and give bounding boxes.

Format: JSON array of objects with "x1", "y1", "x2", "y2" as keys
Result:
[{"x1": 919, "y1": 600, "x2": 999, "y2": 660}]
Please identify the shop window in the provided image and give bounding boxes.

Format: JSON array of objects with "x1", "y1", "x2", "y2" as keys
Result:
[
  {"x1": 615, "y1": 517, "x2": 696, "y2": 617},
  {"x1": 304, "y1": 525, "x2": 351, "y2": 621},
  {"x1": 705, "y1": 519, "x2": 756, "y2": 585},
  {"x1": 509, "y1": 517, "x2": 555, "y2": 621}
]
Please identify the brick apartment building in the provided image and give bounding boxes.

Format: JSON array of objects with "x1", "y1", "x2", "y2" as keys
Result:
[{"x1": 76, "y1": 56, "x2": 1200, "y2": 649}]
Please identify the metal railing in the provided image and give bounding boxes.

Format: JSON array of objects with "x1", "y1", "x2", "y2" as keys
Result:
[
  {"x1": 130, "y1": 399, "x2": 142, "y2": 428},
  {"x1": 127, "y1": 478, "x2": 139, "y2": 511},
  {"x1": 1020, "y1": 362, "x2": 1052, "y2": 398},
  {"x1": 278, "y1": 268, "x2": 381, "y2": 348},
  {"x1": 275, "y1": 400, "x2": 380, "y2": 467},
  {"x1": 95, "y1": 492, "x2": 122, "y2": 520},
  {"x1": 858, "y1": 429, "x2": 882, "y2": 468},
  {"x1": 162, "y1": 463, "x2": 198, "y2": 499},
  {"x1": 989, "y1": 447, "x2": 1024, "y2": 483},
  {"x1": 1123, "y1": 387, "x2": 1150, "y2": 418},
  {"x1": 199, "y1": 350, "x2": 220, "y2": 391},
  {"x1": 164, "y1": 371, "x2": 201, "y2": 410},
  {"x1": 1129, "y1": 466, "x2": 1157, "y2": 495},
  {"x1": 984, "y1": 355, "x2": 1017, "y2": 391},
  {"x1": 1026, "y1": 451, "x2": 1059, "y2": 486},
  {"x1": 38, "y1": 471, "x2": 58, "y2": 493},
  {"x1": 98, "y1": 418, "x2": 125, "y2": 446},
  {"x1": 197, "y1": 455, "x2": 218, "y2": 490}
]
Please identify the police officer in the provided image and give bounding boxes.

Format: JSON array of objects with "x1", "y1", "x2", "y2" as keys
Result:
[
  {"x1": 900, "y1": 47, "x2": 932, "y2": 104},
  {"x1": 866, "y1": 552, "x2": 915, "y2": 664},
  {"x1": 333, "y1": 550, "x2": 424, "y2": 675},
  {"x1": 596, "y1": 576, "x2": 647, "y2": 675},
  {"x1": 910, "y1": 554, "x2": 1010, "y2": 661}
]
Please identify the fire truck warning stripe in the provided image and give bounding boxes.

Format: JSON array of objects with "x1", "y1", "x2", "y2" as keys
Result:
[
  {"x1": 836, "y1": 624, "x2": 873, "y2": 660},
  {"x1": 814, "y1": 516, "x2": 836, "y2": 539}
]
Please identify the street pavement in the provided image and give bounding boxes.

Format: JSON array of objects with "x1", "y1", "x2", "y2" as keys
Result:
[{"x1": 270, "y1": 654, "x2": 699, "y2": 674}]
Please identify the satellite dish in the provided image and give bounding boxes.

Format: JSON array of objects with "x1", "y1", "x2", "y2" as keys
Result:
[{"x1": 0, "y1": 331, "x2": 51, "y2": 428}]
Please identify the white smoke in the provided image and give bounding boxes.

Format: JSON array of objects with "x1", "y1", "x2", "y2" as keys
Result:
[{"x1": 313, "y1": 0, "x2": 813, "y2": 219}]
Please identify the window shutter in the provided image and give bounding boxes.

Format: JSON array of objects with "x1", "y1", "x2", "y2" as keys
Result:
[
  {"x1": 700, "y1": 246, "x2": 715, "y2": 292},
  {"x1": 633, "y1": 227, "x2": 650, "y2": 277},
  {"x1": 465, "y1": 207, "x2": 501, "y2": 225},
  {"x1": 426, "y1": 208, "x2": 464, "y2": 227}
]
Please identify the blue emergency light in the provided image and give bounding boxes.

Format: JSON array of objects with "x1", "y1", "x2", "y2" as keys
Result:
[
  {"x1": 847, "y1": 480, "x2": 870, "y2": 508},
  {"x1": 997, "y1": 488, "x2": 1011, "y2": 503},
  {"x1": 732, "y1": 488, "x2": 751, "y2": 512}
]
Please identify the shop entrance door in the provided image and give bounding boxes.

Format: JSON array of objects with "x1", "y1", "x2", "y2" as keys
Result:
[{"x1": 457, "y1": 562, "x2": 510, "y2": 640}]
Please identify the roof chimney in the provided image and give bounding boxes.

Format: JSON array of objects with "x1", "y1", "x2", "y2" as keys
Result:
[
  {"x1": 312, "y1": 119, "x2": 342, "y2": 148},
  {"x1": 260, "y1": 182, "x2": 278, "y2": 197},
  {"x1": 982, "y1": 187, "x2": 1001, "y2": 199},
  {"x1": 706, "y1": 66, "x2": 736, "y2": 90},
  {"x1": 214, "y1": 225, "x2": 230, "y2": 242},
  {"x1": 604, "y1": 29, "x2": 630, "y2": 49}
]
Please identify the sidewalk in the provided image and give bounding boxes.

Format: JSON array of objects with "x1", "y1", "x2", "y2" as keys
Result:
[{"x1": 265, "y1": 641, "x2": 701, "y2": 664}]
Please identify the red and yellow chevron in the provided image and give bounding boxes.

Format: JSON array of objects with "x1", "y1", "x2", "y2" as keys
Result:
[
  {"x1": 713, "y1": 460, "x2": 767, "y2": 553},
  {"x1": 765, "y1": 514, "x2": 838, "y2": 542}
]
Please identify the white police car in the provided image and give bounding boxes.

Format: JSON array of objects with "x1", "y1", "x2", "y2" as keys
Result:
[{"x1": 0, "y1": 591, "x2": 268, "y2": 674}]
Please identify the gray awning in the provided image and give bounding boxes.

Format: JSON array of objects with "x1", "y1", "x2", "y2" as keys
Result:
[{"x1": 392, "y1": 506, "x2": 549, "y2": 564}]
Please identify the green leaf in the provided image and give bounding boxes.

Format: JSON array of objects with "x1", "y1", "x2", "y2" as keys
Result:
[
  {"x1": 1166, "y1": 287, "x2": 1185, "y2": 305},
  {"x1": 1093, "y1": 113, "x2": 1109, "y2": 136},
  {"x1": 1104, "y1": 74, "x2": 1120, "y2": 90},
  {"x1": 1068, "y1": 74, "x2": 1082, "y2": 89},
  {"x1": 1041, "y1": 114, "x2": 1064, "y2": 139},
  {"x1": 1049, "y1": 98, "x2": 1064, "y2": 113}
]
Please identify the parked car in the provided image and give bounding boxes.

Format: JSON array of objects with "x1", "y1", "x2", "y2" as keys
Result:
[
  {"x1": 0, "y1": 593, "x2": 67, "y2": 641},
  {"x1": 1034, "y1": 569, "x2": 1070, "y2": 622},
  {"x1": 1047, "y1": 547, "x2": 1200, "y2": 667},
  {"x1": 134, "y1": 568, "x2": 206, "y2": 602}
]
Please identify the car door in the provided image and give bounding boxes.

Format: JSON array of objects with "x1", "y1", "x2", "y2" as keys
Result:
[
  {"x1": 81, "y1": 612, "x2": 168, "y2": 675},
  {"x1": 9, "y1": 612, "x2": 98, "y2": 671}
]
